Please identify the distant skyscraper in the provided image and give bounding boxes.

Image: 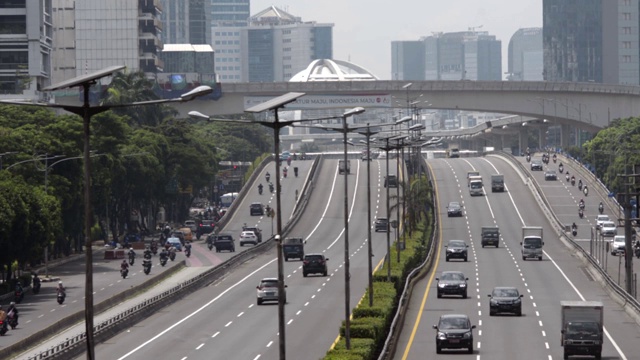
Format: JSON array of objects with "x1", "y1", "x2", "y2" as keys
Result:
[
  {"x1": 391, "y1": 41, "x2": 425, "y2": 80},
  {"x1": 213, "y1": 6, "x2": 333, "y2": 82},
  {"x1": 391, "y1": 31, "x2": 501, "y2": 81},
  {"x1": 161, "y1": 0, "x2": 211, "y2": 45},
  {"x1": 52, "y1": 0, "x2": 163, "y2": 84},
  {"x1": 508, "y1": 28, "x2": 543, "y2": 81},
  {"x1": 543, "y1": 0, "x2": 639, "y2": 84},
  {"x1": 0, "y1": 0, "x2": 52, "y2": 100},
  {"x1": 211, "y1": 0, "x2": 250, "y2": 27}
]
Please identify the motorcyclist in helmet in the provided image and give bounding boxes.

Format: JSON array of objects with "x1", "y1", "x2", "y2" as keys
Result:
[
  {"x1": 265, "y1": 172, "x2": 271, "y2": 182},
  {"x1": 57, "y1": 281, "x2": 65, "y2": 295},
  {"x1": 120, "y1": 259, "x2": 129, "y2": 271},
  {"x1": 7, "y1": 301, "x2": 18, "y2": 325},
  {"x1": 159, "y1": 248, "x2": 169, "y2": 260},
  {"x1": 143, "y1": 246, "x2": 153, "y2": 260},
  {"x1": 258, "y1": 183, "x2": 263, "y2": 193}
]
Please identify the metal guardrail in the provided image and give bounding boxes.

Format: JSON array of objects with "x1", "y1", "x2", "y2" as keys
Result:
[
  {"x1": 498, "y1": 151, "x2": 640, "y2": 317},
  {"x1": 378, "y1": 158, "x2": 438, "y2": 360},
  {"x1": 25, "y1": 155, "x2": 323, "y2": 360}
]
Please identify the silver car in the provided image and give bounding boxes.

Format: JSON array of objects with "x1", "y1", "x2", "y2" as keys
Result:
[{"x1": 256, "y1": 278, "x2": 286, "y2": 305}]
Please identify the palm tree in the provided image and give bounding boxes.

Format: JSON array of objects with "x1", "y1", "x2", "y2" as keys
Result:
[{"x1": 389, "y1": 174, "x2": 432, "y2": 237}]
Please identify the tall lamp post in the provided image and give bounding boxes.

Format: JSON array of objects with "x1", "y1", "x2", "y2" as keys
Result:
[{"x1": 1, "y1": 66, "x2": 213, "y2": 359}]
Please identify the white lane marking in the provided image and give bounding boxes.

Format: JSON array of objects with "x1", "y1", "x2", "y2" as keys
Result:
[
  {"x1": 287, "y1": 319, "x2": 293, "y2": 325},
  {"x1": 212, "y1": 331, "x2": 220, "y2": 338},
  {"x1": 225, "y1": 321, "x2": 232, "y2": 327},
  {"x1": 117, "y1": 258, "x2": 277, "y2": 359},
  {"x1": 253, "y1": 355, "x2": 261, "y2": 360},
  {"x1": 266, "y1": 341, "x2": 273, "y2": 347},
  {"x1": 196, "y1": 343, "x2": 204, "y2": 350},
  {"x1": 237, "y1": 312, "x2": 244, "y2": 317}
]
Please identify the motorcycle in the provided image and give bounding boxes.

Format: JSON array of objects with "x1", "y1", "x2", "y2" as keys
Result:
[
  {"x1": 635, "y1": 245, "x2": 640, "y2": 259},
  {"x1": 128, "y1": 255, "x2": 135, "y2": 266},
  {"x1": 526, "y1": 155, "x2": 531, "y2": 162},
  {"x1": 265, "y1": 173, "x2": 271, "y2": 183},
  {"x1": 258, "y1": 185, "x2": 263, "y2": 195},
  {"x1": 572, "y1": 226, "x2": 578, "y2": 237},
  {"x1": 578, "y1": 180, "x2": 583, "y2": 191},
  {"x1": 583, "y1": 186, "x2": 589, "y2": 196},
  {"x1": 207, "y1": 240, "x2": 213, "y2": 251},
  {"x1": 151, "y1": 243, "x2": 158, "y2": 255},
  {"x1": 121, "y1": 268, "x2": 128, "y2": 279},
  {"x1": 579, "y1": 200, "x2": 585, "y2": 210},
  {"x1": 32, "y1": 279, "x2": 41, "y2": 295},
  {"x1": 283, "y1": 169, "x2": 288, "y2": 178},
  {"x1": 553, "y1": 154, "x2": 557, "y2": 163},
  {"x1": 160, "y1": 257, "x2": 168, "y2": 267},
  {"x1": 7, "y1": 311, "x2": 18, "y2": 329},
  {"x1": 0, "y1": 320, "x2": 7, "y2": 336},
  {"x1": 185, "y1": 247, "x2": 191, "y2": 258},
  {"x1": 599, "y1": 203, "x2": 604, "y2": 214},
  {"x1": 558, "y1": 163, "x2": 564, "y2": 173},
  {"x1": 571, "y1": 177, "x2": 576, "y2": 186},
  {"x1": 269, "y1": 183, "x2": 274, "y2": 193},
  {"x1": 578, "y1": 208, "x2": 584, "y2": 218},
  {"x1": 169, "y1": 251, "x2": 176, "y2": 262},
  {"x1": 57, "y1": 291, "x2": 65, "y2": 305},
  {"x1": 14, "y1": 289, "x2": 24, "y2": 304},
  {"x1": 143, "y1": 260, "x2": 152, "y2": 275},
  {"x1": 566, "y1": 174, "x2": 570, "y2": 182},
  {"x1": 294, "y1": 167, "x2": 298, "y2": 177}
]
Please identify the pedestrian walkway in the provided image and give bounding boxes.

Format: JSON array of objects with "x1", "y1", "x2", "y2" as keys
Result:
[{"x1": 14, "y1": 266, "x2": 212, "y2": 360}]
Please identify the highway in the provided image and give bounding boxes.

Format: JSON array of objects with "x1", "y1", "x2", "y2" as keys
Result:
[
  {"x1": 71, "y1": 157, "x2": 399, "y2": 360},
  {"x1": 394, "y1": 155, "x2": 640, "y2": 359}
]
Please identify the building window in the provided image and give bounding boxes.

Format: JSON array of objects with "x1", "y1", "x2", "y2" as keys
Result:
[
  {"x1": 623, "y1": 41, "x2": 632, "y2": 49},
  {"x1": 623, "y1": 27, "x2": 632, "y2": 34},
  {"x1": 623, "y1": 55, "x2": 632, "y2": 63},
  {"x1": 623, "y1": 13, "x2": 632, "y2": 20}
]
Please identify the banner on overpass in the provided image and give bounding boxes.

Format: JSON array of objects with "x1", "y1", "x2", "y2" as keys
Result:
[{"x1": 244, "y1": 94, "x2": 392, "y2": 109}]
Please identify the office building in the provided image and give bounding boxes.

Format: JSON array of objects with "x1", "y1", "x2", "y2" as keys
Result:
[
  {"x1": 543, "y1": 0, "x2": 639, "y2": 84},
  {"x1": 161, "y1": 0, "x2": 211, "y2": 45},
  {"x1": 0, "y1": 0, "x2": 52, "y2": 100},
  {"x1": 391, "y1": 41, "x2": 425, "y2": 80},
  {"x1": 51, "y1": 0, "x2": 163, "y2": 85},
  {"x1": 508, "y1": 28, "x2": 543, "y2": 81},
  {"x1": 157, "y1": 44, "x2": 217, "y2": 98},
  {"x1": 211, "y1": 0, "x2": 250, "y2": 27},
  {"x1": 213, "y1": 6, "x2": 333, "y2": 82},
  {"x1": 391, "y1": 30, "x2": 502, "y2": 81}
]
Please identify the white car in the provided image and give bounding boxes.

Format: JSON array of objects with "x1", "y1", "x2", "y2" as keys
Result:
[
  {"x1": 611, "y1": 235, "x2": 626, "y2": 255},
  {"x1": 239, "y1": 231, "x2": 258, "y2": 246},
  {"x1": 600, "y1": 221, "x2": 617, "y2": 237},
  {"x1": 184, "y1": 220, "x2": 198, "y2": 232},
  {"x1": 256, "y1": 278, "x2": 286, "y2": 305},
  {"x1": 595, "y1": 215, "x2": 610, "y2": 229}
]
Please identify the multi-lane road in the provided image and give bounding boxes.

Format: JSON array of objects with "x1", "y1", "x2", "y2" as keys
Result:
[
  {"x1": 395, "y1": 155, "x2": 640, "y2": 359},
  {"x1": 71, "y1": 157, "x2": 399, "y2": 360}
]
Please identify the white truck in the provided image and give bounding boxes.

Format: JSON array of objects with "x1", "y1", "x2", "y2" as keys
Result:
[
  {"x1": 560, "y1": 301, "x2": 603, "y2": 359},
  {"x1": 521, "y1": 226, "x2": 544, "y2": 261},
  {"x1": 491, "y1": 174, "x2": 505, "y2": 192},
  {"x1": 469, "y1": 179, "x2": 483, "y2": 196}
]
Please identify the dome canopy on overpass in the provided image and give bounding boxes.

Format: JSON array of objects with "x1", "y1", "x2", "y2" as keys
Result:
[{"x1": 289, "y1": 59, "x2": 379, "y2": 82}]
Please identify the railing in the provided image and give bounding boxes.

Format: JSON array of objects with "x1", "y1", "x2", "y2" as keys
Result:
[{"x1": 25, "y1": 155, "x2": 322, "y2": 360}]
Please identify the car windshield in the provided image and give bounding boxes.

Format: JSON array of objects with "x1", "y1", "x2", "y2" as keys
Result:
[
  {"x1": 493, "y1": 288, "x2": 519, "y2": 297},
  {"x1": 449, "y1": 202, "x2": 460, "y2": 208},
  {"x1": 566, "y1": 322, "x2": 600, "y2": 335},
  {"x1": 470, "y1": 182, "x2": 482, "y2": 189},
  {"x1": 441, "y1": 272, "x2": 465, "y2": 281},
  {"x1": 524, "y1": 238, "x2": 542, "y2": 248},
  {"x1": 448, "y1": 241, "x2": 465, "y2": 248},
  {"x1": 439, "y1": 317, "x2": 469, "y2": 330}
]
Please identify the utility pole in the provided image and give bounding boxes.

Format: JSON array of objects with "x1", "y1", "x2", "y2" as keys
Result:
[{"x1": 616, "y1": 169, "x2": 639, "y2": 295}]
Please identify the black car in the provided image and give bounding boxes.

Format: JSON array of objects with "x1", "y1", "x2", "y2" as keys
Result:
[
  {"x1": 436, "y1": 271, "x2": 468, "y2": 298},
  {"x1": 212, "y1": 233, "x2": 235, "y2": 252},
  {"x1": 488, "y1": 286, "x2": 523, "y2": 316},
  {"x1": 196, "y1": 219, "x2": 215, "y2": 239},
  {"x1": 384, "y1": 175, "x2": 398, "y2": 188},
  {"x1": 375, "y1": 218, "x2": 388, "y2": 232},
  {"x1": 250, "y1": 202, "x2": 264, "y2": 216},
  {"x1": 302, "y1": 254, "x2": 329, "y2": 277},
  {"x1": 531, "y1": 159, "x2": 543, "y2": 171},
  {"x1": 544, "y1": 170, "x2": 557, "y2": 181},
  {"x1": 433, "y1": 314, "x2": 475, "y2": 354},
  {"x1": 447, "y1": 202, "x2": 463, "y2": 217},
  {"x1": 445, "y1": 240, "x2": 468, "y2": 262}
]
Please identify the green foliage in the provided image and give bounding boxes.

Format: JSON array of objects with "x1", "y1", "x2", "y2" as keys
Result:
[{"x1": 325, "y1": 338, "x2": 375, "y2": 360}]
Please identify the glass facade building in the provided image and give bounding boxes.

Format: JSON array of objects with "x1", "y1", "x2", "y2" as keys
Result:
[
  {"x1": 543, "y1": 0, "x2": 639, "y2": 84},
  {"x1": 161, "y1": 0, "x2": 211, "y2": 45},
  {"x1": 508, "y1": 28, "x2": 543, "y2": 81},
  {"x1": 391, "y1": 41, "x2": 425, "y2": 80},
  {"x1": 211, "y1": 0, "x2": 249, "y2": 26},
  {"x1": 0, "y1": 0, "x2": 52, "y2": 99}
]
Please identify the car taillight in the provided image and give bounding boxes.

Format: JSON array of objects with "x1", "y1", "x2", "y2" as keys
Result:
[{"x1": 303, "y1": 260, "x2": 309, "y2": 265}]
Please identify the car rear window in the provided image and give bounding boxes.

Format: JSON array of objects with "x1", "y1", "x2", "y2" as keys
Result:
[
  {"x1": 261, "y1": 280, "x2": 277, "y2": 288},
  {"x1": 217, "y1": 234, "x2": 233, "y2": 240},
  {"x1": 440, "y1": 317, "x2": 469, "y2": 329},
  {"x1": 305, "y1": 255, "x2": 324, "y2": 261}
]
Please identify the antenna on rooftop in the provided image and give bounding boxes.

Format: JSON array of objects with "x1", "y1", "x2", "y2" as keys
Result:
[{"x1": 468, "y1": 25, "x2": 484, "y2": 32}]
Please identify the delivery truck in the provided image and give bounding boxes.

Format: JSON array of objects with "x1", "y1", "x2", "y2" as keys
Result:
[
  {"x1": 560, "y1": 301, "x2": 603, "y2": 359},
  {"x1": 491, "y1": 174, "x2": 504, "y2": 192},
  {"x1": 521, "y1": 227, "x2": 544, "y2": 261}
]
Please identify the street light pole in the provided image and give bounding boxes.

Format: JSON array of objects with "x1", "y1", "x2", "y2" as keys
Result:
[{"x1": 2, "y1": 66, "x2": 213, "y2": 359}]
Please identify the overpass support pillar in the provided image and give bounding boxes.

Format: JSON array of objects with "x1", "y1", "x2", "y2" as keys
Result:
[
  {"x1": 561, "y1": 124, "x2": 571, "y2": 149},
  {"x1": 519, "y1": 128, "x2": 529, "y2": 155}
]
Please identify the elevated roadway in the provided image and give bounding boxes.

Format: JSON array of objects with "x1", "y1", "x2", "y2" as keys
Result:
[{"x1": 394, "y1": 155, "x2": 640, "y2": 359}]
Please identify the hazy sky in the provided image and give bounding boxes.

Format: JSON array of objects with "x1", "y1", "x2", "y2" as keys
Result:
[{"x1": 251, "y1": 0, "x2": 543, "y2": 80}]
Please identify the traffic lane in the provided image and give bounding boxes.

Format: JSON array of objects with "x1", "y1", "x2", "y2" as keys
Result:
[
  {"x1": 87, "y1": 158, "x2": 381, "y2": 360},
  {"x1": 447, "y1": 157, "x2": 548, "y2": 359},
  {"x1": 8, "y1": 251, "x2": 182, "y2": 346},
  {"x1": 499, "y1": 158, "x2": 636, "y2": 359},
  {"x1": 396, "y1": 159, "x2": 481, "y2": 359}
]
